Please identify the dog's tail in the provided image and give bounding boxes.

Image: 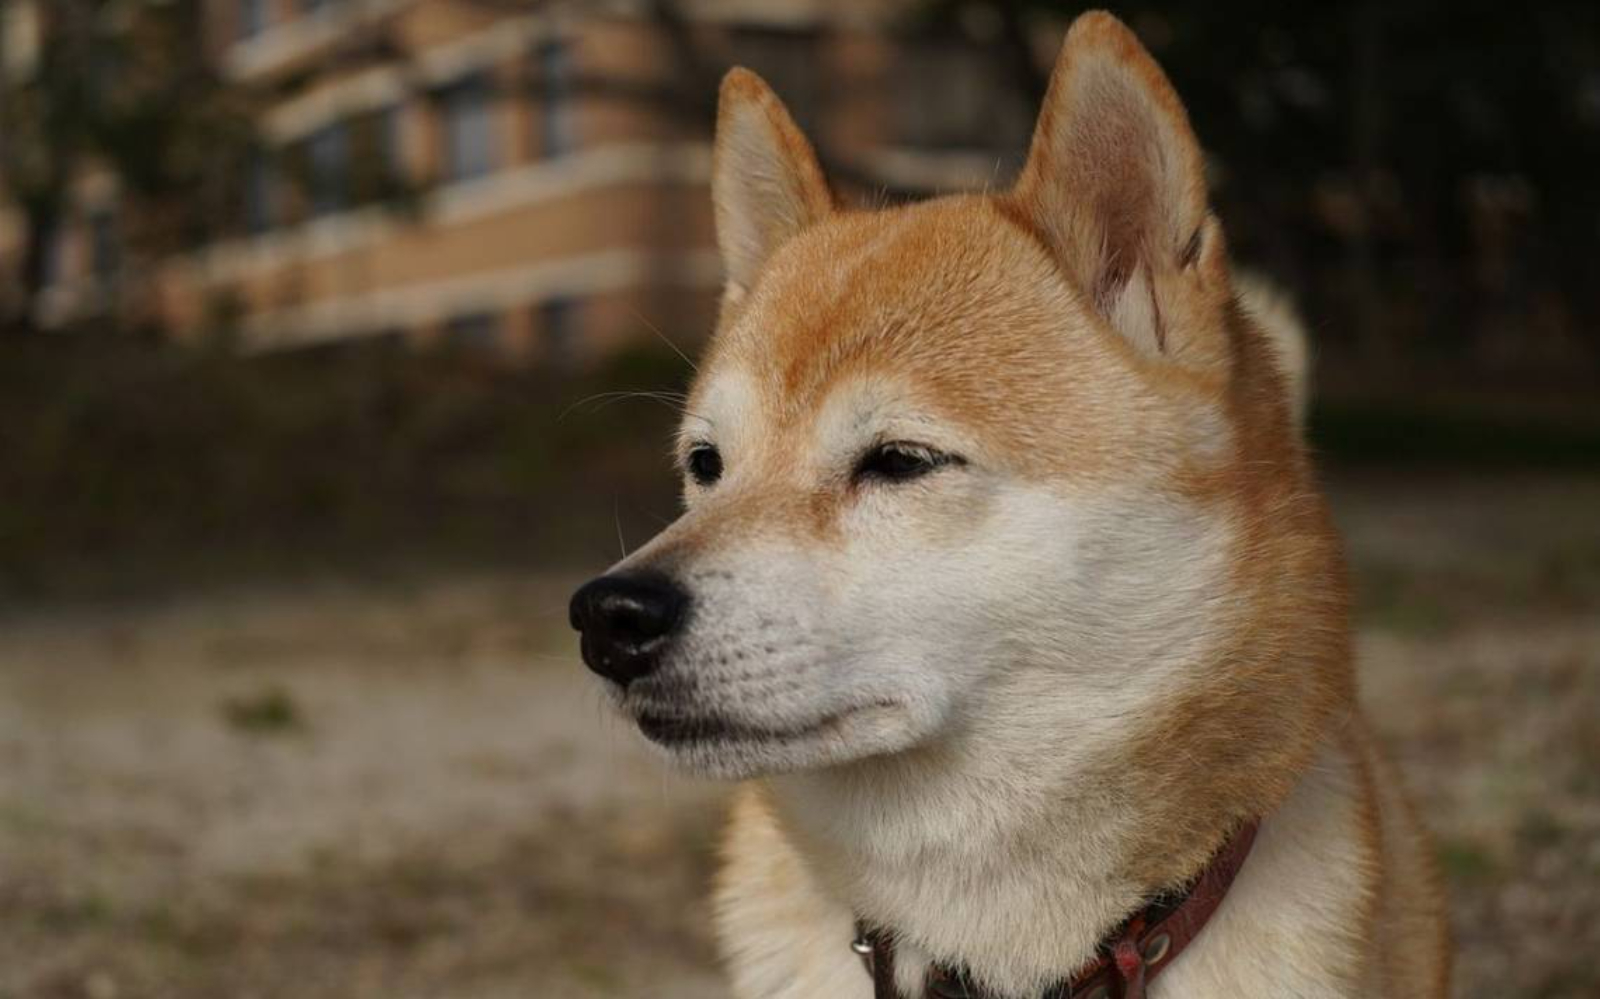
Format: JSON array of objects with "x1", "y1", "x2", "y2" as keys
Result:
[{"x1": 1235, "y1": 271, "x2": 1312, "y2": 428}]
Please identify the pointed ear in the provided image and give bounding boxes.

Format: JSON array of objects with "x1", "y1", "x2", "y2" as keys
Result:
[
  {"x1": 712, "y1": 68, "x2": 834, "y2": 309},
  {"x1": 1011, "y1": 12, "x2": 1228, "y2": 366}
]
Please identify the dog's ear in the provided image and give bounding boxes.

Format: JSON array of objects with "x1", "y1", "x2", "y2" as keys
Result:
[
  {"x1": 1011, "y1": 11, "x2": 1229, "y2": 368},
  {"x1": 713, "y1": 68, "x2": 834, "y2": 310}
]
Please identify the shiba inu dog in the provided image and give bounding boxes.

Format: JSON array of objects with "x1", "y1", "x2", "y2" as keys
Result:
[{"x1": 569, "y1": 10, "x2": 1448, "y2": 998}]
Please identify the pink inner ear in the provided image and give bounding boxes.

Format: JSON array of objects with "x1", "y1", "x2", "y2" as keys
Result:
[
  {"x1": 712, "y1": 68, "x2": 834, "y2": 293},
  {"x1": 1009, "y1": 16, "x2": 1212, "y2": 359},
  {"x1": 1093, "y1": 252, "x2": 1135, "y2": 322},
  {"x1": 1072, "y1": 69, "x2": 1175, "y2": 295},
  {"x1": 1179, "y1": 227, "x2": 1204, "y2": 269}
]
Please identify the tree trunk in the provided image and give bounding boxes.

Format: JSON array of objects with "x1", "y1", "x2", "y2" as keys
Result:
[
  {"x1": 1348, "y1": 2, "x2": 1388, "y2": 369},
  {"x1": 7, "y1": 202, "x2": 60, "y2": 336}
]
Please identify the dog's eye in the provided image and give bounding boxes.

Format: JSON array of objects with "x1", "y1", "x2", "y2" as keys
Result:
[
  {"x1": 686, "y1": 444, "x2": 723, "y2": 485},
  {"x1": 854, "y1": 442, "x2": 960, "y2": 484}
]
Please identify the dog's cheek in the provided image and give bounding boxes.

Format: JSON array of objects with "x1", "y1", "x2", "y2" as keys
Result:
[{"x1": 829, "y1": 484, "x2": 1077, "y2": 692}]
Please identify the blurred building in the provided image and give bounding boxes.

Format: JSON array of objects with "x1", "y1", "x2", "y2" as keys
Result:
[{"x1": 1, "y1": 0, "x2": 1032, "y2": 361}]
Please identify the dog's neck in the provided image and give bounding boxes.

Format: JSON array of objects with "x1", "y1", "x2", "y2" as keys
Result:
[
  {"x1": 759, "y1": 520, "x2": 1343, "y2": 999},
  {"x1": 766, "y1": 717, "x2": 1215, "y2": 998}
]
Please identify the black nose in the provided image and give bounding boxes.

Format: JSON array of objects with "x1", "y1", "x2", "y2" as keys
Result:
[{"x1": 569, "y1": 572, "x2": 689, "y2": 684}]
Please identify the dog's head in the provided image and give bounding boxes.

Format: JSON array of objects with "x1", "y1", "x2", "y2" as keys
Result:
[{"x1": 571, "y1": 13, "x2": 1340, "y2": 784}]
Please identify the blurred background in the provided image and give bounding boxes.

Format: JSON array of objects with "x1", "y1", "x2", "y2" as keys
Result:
[{"x1": 0, "y1": 1, "x2": 1597, "y2": 997}]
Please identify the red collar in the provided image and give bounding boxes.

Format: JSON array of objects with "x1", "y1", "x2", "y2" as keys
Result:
[{"x1": 853, "y1": 819, "x2": 1259, "y2": 999}]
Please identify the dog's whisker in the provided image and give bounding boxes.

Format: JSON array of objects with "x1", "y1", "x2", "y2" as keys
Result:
[
  {"x1": 614, "y1": 497, "x2": 630, "y2": 559},
  {"x1": 557, "y1": 390, "x2": 692, "y2": 423},
  {"x1": 627, "y1": 306, "x2": 699, "y2": 373}
]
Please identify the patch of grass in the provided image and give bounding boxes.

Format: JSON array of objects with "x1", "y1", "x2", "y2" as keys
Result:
[
  {"x1": 567, "y1": 958, "x2": 623, "y2": 992},
  {"x1": 1538, "y1": 545, "x2": 1600, "y2": 606},
  {"x1": 1516, "y1": 809, "x2": 1569, "y2": 852},
  {"x1": 33, "y1": 891, "x2": 115, "y2": 932},
  {"x1": 1532, "y1": 967, "x2": 1600, "y2": 999},
  {"x1": 1352, "y1": 563, "x2": 1456, "y2": 635},
  {"x1": 133, "y1": 903, "x2": 232, "y2": 958},
  {"x1": 0, "y1": 803, "x2": 54, "y2": 837},
  {"x1": 221, "y1": 687, "x2": 305, "y2": 735},
  {"x1": 1437, "y1": 839, "x2": 1499, "y2": 882}
]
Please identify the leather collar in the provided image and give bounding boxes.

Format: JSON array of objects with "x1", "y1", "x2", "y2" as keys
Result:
[{"x1": 853, "y1": 819, "x2": 1259, "y2": 999}]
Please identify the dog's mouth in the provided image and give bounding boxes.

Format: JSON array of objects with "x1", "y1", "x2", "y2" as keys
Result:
[{"x1": 635, "y1": 702, "x2": 894, "y2": 747}]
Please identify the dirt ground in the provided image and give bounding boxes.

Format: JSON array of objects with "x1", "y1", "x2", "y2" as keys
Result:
[{"x1": 2, "y1": 471, "x2": 1597, "y2": 999}]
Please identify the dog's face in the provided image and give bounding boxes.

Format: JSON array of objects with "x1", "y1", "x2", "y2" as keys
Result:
[{"x1": 572, "y1": 15, "x2": 1279, "y2": 780}]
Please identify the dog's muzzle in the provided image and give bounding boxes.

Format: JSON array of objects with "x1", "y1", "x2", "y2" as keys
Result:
[{"x1": 569, "y1": 571, "x2": 690, "y2": 685}]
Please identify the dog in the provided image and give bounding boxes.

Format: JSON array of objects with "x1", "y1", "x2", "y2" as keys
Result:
[{"x1": 569, "y1": 11, "x2": 1449, "y2": 998}]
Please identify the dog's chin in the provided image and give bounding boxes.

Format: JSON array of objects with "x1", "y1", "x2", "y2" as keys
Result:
[{"x1": 629, "y1": 701, "x2": 914, "y2": 779}]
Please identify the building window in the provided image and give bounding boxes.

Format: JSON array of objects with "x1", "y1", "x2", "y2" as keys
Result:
[
  {"x1": 238, "y1": 0, "x2": 268, "y2": 40},
  {"x1": 538, "y1": 297, "x2": 577, "y2": 368},
  {"x1": 350, "y1": 105, "x2": 405, "y2": 202},
  {"x1": 445, "y1": 311, "x2": 501, "y2": 351},
  {"x1": 439, "y1": 75, "x2": 497, "y2": 182},
  {"x1": 307, "y1": 122, "x2": 350, "y2": 217},
  {"x1": 537, "y1": 41, "x2": 575, "y2": 158},
  {"x1": 89, "y1": 209, "x2": 119, "y2": 282},
  {"x1": 244, "y1": 150, "x2": 275, "y2": 234},
  {"x1": 380, "y1": 105, "x2": 405, "y2": 180}
]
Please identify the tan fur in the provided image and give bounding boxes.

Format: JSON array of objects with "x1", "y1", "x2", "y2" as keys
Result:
[
  {"x1": 1235, "y1": 271, "x2": 1313, "y2": 425},
  {"x1": 590, "y1": 11, "x2": 1447, "y2": 998}
]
